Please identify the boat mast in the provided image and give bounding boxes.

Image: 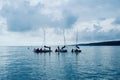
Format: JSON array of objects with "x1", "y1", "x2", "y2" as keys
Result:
[
  {"x1": 76, "y1": 29, "x2": 78, "y2": 45},
  {"x1": 43, "y1": 28, "x2": 46, "y2": 46},
  {"x1": 63, "y1": 29, "x2": 66, "y2": 46}
]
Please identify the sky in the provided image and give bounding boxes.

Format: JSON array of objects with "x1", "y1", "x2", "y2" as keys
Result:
[{"x1": 0, "y1": 0, "x2": 120, "y2": 46}]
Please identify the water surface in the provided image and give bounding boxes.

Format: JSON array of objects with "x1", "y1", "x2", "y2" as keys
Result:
[{"x1": 0, "y1": 46, "x2": 120, "y2": 80}]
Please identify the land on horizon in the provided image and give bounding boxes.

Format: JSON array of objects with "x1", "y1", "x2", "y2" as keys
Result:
[{"x1": 72, "y1": 40, "x2": 120, "y2": 46}]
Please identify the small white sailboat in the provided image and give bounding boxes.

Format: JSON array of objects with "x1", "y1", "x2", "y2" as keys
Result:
[
  {"x1": 34, "y1": 29, "x2": 52, "y2": 53},
  {"x1": 55, "y1": 29, "x2": 67, "y2": 53},
  {"x1": 71, "y1": 30, "x2": 81, "y2": 53}
]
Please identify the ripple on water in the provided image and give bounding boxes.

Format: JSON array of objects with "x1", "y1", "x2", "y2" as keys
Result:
[{"x1": 0, "y1": 46, "x2": 120, "y2": 80}]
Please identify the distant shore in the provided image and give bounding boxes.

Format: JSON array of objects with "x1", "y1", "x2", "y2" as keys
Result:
[{"x1": 72, "y1": 40, "x2": 120, "y2": 46}]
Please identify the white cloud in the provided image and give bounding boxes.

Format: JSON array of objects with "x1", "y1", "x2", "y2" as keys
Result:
[
  {"x1": 71, "y1": 18, "x2": 120, "y2": 43},
  {"x1": 0, "y1": 0, "x2": 120, "y2": 45},
  {"x1": 0, "y1": 17, "x2": 7, "y2": 34}
]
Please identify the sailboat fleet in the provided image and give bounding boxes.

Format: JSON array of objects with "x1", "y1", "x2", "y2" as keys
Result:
[{"x1": 34, "y1": 29, "x2": 81, "y2": 53}]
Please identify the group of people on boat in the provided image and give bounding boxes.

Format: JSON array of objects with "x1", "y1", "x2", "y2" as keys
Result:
[
  {"x1": 71, "y1": 45, "x2": 81, "y2": 53},
  {"x1": 55, "y1": 46, "x2": 67, "y2": 52},
  {"x1": 34, "y1": 46, "x2": 52, "y2": 53},
  {"x1": 34, "y1": 45, "x2": 81, "y2": 53}
]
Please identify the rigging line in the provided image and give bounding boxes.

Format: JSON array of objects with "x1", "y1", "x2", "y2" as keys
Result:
[
  {"x1": 63, "y1": 29, "x2": 66, "y2": 46},
  {"x1": 76, "y1": 29, "x2": 78, "y2": 45},
  {"x1": 43, "y1": 28, "x2": 46, "y2": 47}
]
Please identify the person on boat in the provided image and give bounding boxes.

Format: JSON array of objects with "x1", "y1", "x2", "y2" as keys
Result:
[
  {"x1": 34, "y1": 48, "x2": 39, "y2": 53},
  {"x1": 44, "y1": 45, "x2": 46, "y2": 47},
  {"x1": 55, "y1": 49, "x2": 58, "y2": 52},
  {"x1": 55, "y1": 46, "x2": 60, "y2": 52},
  {"x1": 75, "y1": 45, "x2": 80, "y2": 51},
  {"x1": 39, "y1": 48, "x2": 42, "y2": 52},
  {"x1": 76, "y1": 45, "x2": 80, "y2": 49},
  {"x1": 61, "y1": 45, "x2": 66, "y2": 50},
  {"x1": 36, "y1": 48, "x2": 39, "y2": 51},
  {"x1": 48, "y1": 46, "x2": 51, "y2": 51},
  {"x1": 44, "y1": 46, "x2": 51, "y2": 51},
  {"x1": 71, "y1": 49, "x2": 74, "y2": 52},
  {"x1": 58, "y1": 46, "x2": 60, "y2": 51}
]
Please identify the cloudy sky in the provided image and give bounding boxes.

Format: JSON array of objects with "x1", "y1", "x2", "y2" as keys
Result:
[{"x1": 0, "y1": 0, "x2": 120, "y2": 46}]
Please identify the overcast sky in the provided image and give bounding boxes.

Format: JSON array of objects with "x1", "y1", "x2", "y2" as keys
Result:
[{"x1": 0, "y1": 0, "x2": 120, "y2": 46}]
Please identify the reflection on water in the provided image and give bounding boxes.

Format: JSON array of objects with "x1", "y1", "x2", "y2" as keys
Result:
[{"x1": 0, "y1": 46, "x2": 120, "y2": 80}]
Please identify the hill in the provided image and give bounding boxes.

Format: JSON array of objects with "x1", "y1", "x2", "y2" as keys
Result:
[{"x1": 75, "y1": 40, "x2": 120, "y2": 46}]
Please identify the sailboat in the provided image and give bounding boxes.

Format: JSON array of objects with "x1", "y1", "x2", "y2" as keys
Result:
[
  {"x1": 71, "y1": 30, "x2": 81, "y2": 53},
  {"x1": 34, "y1": 29, "x2": 52, "y2": 53},
  {"x1": 55, "y1": 29, "x2": 67, "y2": 53}
]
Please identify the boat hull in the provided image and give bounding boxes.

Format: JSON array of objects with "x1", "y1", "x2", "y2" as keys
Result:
[
  {"x1": 34, "y1": 49, "x2": 52, "y2": 53},
  {"x1": 55, "y1": 49, "x2": 67, "y2": 53},
  {"x1": 71, "y1": 49, "x2": 82, "y2": 53}
]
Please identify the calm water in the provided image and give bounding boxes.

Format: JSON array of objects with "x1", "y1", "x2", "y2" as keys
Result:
[{"x1": 0, "y1": 46, "x2": 120, "y2": 80}]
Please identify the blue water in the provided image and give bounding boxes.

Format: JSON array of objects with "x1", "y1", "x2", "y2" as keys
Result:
[{"x1": 0, "y1": 46, "x2": 120, "y2": 80}]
